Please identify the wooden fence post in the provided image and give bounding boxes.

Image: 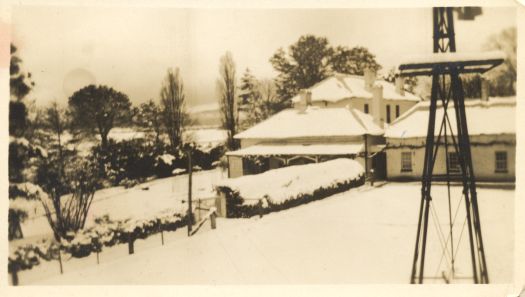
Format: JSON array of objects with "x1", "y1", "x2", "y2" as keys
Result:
[
  {"x1": 210, "y1": 212, "x2": 217, "y2": 229},
  {"x1": 128, "y1": 233, "x2": 135, "y2": 255},
  {"x1": 258, "y1": 199, "x2": 263, "y2": 218},
  {"x1": 58, "y1": 248, "x2": 63, "y2": 274},
  {"x1": 157, "y1": 219, "x2": 164, "y2": 245},
  {"x1": 11, "y1": 266, "x2": 19, "y2": 286}
]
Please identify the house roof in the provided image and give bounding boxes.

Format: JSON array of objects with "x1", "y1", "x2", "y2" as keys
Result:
[
  {"x1": 234, "y1": 106, "x2": 384, "y2": 140},
  {"x1": 290, "y1": 73, "x2": 420, "y2": 104},
  {"x1": 384, "y1": 97, "x2": 516, "y2": 139}
]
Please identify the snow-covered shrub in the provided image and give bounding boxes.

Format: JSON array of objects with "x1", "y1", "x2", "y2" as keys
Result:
[
  {"x1": 9, "y1": 137, "x2": 47, "y2": 183},
  {"x1": 8, "y1": 246, "x2": 40, "y2": 273},
  {"x1": 91, "y1": 139, "x2": 162, "y2": 184},
  {"x1": 119, "y1": 178, "x2": 140, "y2": 189},
  {"x1": 8, "y1": 239, "x2": 60, "y2": 273},
  {"x1": 172, "y1": 168, "x2": 186, "y2": 175},
  {"x1": 215, "y1": 158, "x2": 365, "y2": 218},
  {"x1": 8, "y1": 182, "x2": 48, "y2": 240}
]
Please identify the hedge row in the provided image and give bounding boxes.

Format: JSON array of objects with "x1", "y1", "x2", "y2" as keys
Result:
[
  {"x1": 220, "y1": 174, "x2": 365, "y2": 218},
  {"x1": 8, "y1": 212, "x2": 187, "y2": 274}
]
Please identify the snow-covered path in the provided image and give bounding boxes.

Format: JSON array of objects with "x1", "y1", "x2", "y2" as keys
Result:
[{"x1": 23, "y1": 182, "x2": 513, "y2": 285}]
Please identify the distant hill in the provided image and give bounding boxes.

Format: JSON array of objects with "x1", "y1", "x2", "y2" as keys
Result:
[{"x1": 188, "y1": 102, "x2": 221, "y2": 127}]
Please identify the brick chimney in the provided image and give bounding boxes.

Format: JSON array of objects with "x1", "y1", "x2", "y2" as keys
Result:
[
  {"x1": 371, "y1": 84, "x2": 383, "y2": 127},
  {"x1": 395, "y1": 76, "x2": 405, "y2": 96},
  {"x1": 364, "y1": 68, "x2": 376, "y2": 91},
  {"x1": 481, "y1": 77, "x2": 490, "y2": 102},
  {"x1": 296, "y1": 89, "x2": 309, "y2": 113}
]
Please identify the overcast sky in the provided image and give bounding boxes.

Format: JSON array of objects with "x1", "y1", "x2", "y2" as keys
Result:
[{"x1": 11, "y1": 6, "x2": 516, "y2": 107}]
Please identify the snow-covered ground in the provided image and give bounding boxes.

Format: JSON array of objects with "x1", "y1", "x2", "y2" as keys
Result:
[
  {"x1": 16, "y1": 182, "x2": 513, "y2": 285},
  {"x1": 14, "y1": 168, "x2": 226, "y2": 245}
]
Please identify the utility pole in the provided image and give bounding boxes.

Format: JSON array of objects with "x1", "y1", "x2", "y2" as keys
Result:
[{"x1": 187, "y1": 149, "x2": 193, "y2": 237}]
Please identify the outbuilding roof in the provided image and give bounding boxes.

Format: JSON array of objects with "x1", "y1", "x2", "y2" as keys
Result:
[
  {"x1": 384, "y1": 97, "x2": 516, "y2": 139},
  {"x1": 290, "y1": 73, "x2": 420, "y2": 104},
  {"x1": 234, "y1": 106, "x2": 384, "y2": 140}
]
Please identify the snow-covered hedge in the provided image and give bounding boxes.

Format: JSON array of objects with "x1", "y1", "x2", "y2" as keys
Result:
[
  {"x1": 61, "y1": 212, "x2": 186, "y2": 258},
  {"x1": 8, "y1": 212, "x2": 187, "y2": 273},
  {"x1": 215, "y1": 158, "x2": 365, "y2": 218}
]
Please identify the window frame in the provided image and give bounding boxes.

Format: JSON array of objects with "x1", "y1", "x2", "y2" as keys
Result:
[
  {"x1": 401, "y1": 151, "x2": 412, "y2": 172},
  {"x1": 395, "y1": 105, "x2": 400, "y2": 118},
  {"x1": 495, "y1": 151, "x2": 508, "y2": 173},
  {"x1": 447, "y1": 152, "x2": 461, "y2": 174},
  {"x1": 364, "y1": 103, "x2": 369, "y2": 114}
]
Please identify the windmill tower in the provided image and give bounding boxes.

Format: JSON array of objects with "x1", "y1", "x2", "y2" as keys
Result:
[{"x1": 398, "y1": 7, "x2": 504, "y2": 284}]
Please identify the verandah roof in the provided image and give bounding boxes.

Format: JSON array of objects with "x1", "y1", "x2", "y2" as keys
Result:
[{"x1": 226, "y1": 143, "x2": 370, "y2": 157}]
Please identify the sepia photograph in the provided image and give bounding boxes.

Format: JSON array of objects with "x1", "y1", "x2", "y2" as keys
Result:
[{"x1": 2, "y1": 0, "x2": 521, "y2": 292}]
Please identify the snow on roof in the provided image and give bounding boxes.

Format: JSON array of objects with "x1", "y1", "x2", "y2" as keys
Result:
[
  {"x1": 290, "y1": 73, "x2": 420, "y2": 104},
  {"x1": 385, "y1": 97, "x2": 516, "y2": 139},
  {"x1": 226, "y1": 143, "x2": 364, "y2": 157},
  {"x1": 215, "y1": 158, "x2": 363, "y2": 203},
  {"x1": 234, "y1": 106, "x2": 383, "y2": 140}
]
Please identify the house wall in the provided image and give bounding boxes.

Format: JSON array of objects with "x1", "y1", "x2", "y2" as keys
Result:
[
  {"x1": 311, "y1": 97, "x2": 417, "y2": 126},
  {"x1": 386, "y1": 134, "x2": 516, "y2": 181}
]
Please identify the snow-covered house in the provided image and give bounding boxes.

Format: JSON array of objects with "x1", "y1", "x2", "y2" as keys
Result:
[
  {"x1": 290, "y1": 71, "x2": 421, "y2": 127},
  {"x1": 226, "y1": 105, "x2": 384, "y2": 178},
  {"x1": 384, "y1": 97, "x2": 516, "y2": 181}
]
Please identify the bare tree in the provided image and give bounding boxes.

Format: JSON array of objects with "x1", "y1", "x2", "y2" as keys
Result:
[
  {"x1": 44, "y1": 101, "x2": 69, "y2": 160},
  {"x1": 38, "y1": 156, "x2": 100, "y2": 241},
  {"x1": 160, "y1": 68, "x2": 187, "y2": 151},
  {"x1": 217, "y1": 52, "x2": 239, "y2": 150}
]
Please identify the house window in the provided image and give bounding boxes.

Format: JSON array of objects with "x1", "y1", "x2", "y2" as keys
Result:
[
  {"x1": 448, "y1": 152, "x2": 461, "y2": 174},
  {"x1": 364, "y1": 103, "x2": 369, "y2": 114},
  {"x1": 495, "y1": 151, "x2": 508, "y2": 173},
  {"x1": 386, "y1": 105, "x2": 391, "y2": 124},
  {"x1": 395, "y1": 105, "x2": 400, "y2": 118},
  {"x1": 401, "y1": 152, "x2": 412, "y2": 172}
]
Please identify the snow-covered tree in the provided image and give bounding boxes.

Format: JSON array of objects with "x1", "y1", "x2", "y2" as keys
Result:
[
  {"x1": 330, "y1": 46, "x2": 382, "y2": 76},
  {"x1": 483, "y1": 26, "x2": 516, "y2": 96},
  {"x1": 270, "y1": 35, "x2": 382, "y2": 101},
  {"x1": 68, "y1": 85, "x2": 132, "y2": 150},
  {"x1": 8, "y1": 43, "x2": 43, "y2": 240},
  {"x1": 135, "y1": 99, "x2": 164, "y2": 144},
  {"x1": 383, "y1": 67, "x2": 418, "y2": 93}
]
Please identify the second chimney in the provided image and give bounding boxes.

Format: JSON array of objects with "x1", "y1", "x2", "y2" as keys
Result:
[
  {"x1": 395, "y1": 76, "x2": 405, "y2": 96},
  {"x1": 296, "y1": 89, "x2": 309, "y2": 113},
  {"x1": 364, "y1": 68, "x2": 376, "y2": 91},
  {"x1": 371, "y1": 84, "x2": 383, "y2": 127},
  {"x1": 481, "y1": 77, "x2": 490, "y2": 102}
]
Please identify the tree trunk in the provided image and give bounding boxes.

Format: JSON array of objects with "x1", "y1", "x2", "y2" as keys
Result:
[{"x1": 101, "y1": 133, "x2": 109, "y2": 150}]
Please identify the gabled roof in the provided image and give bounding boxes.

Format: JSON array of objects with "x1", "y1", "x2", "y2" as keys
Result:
[
  {"x1": 234, "y1": 106, "x2": 383, "y2": 140},
  {"x1": 385, "y1": 97, "x2": 516, "y2": 139},
  {"x1": 290, "y1": 73, "x2": 420, "y2": 104}
]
